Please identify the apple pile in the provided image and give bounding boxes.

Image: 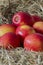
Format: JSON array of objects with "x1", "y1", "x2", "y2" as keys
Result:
[{"x1": 0, "y1": 11, "x2": 43, "y2": 52}]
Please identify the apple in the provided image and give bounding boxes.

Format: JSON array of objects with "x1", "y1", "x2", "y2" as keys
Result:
[
  {"x1": 32, "y1": 15, "x2": 42, "y2": 23},
  {"x1": 12, "y1": 11, "x2": 34, "y2": 26},
  {"x1": 33, "y1": 21, "x2": 43, "y2": 34},
  {"x1": 16, "y1": 25, "x2": 35, "y2": 39},
  {"x1": 0, "y1": 32, "x2": 20, "y2": 49},
  {"x1": 24, "y1": 33, "x2": 43, "y2": 51},
  {"x1": 0, "y1": 24, "x2": 16, "y2": 37}
]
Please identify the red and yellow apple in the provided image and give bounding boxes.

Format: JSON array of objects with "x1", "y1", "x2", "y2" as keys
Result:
[
  {"x1": 0, "y1": 33, "x2": 20, "y2": 49},
  {"x1": 12, "y1": 11, "x2": 34, "y2": 26},
  {"x1": 24, "y1": 33, "x2": 43, "y2": 51},
  {"x1": 16, "y1": 25, "x2": 35, "y2": 38},
  {"x1": 33, "y1": 21, "x2": 43, "y2": 34},
  {"x1": 0, "y1": 24, "x2": 16, "y2": 37}
]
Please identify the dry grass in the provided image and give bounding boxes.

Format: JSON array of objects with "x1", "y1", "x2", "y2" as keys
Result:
[
  {"x1": 0, "y1": 0, "x2": 43, "y2": 24},
  {"x1": 0, "y1": 47, "x2": 43, "y2": 65}
]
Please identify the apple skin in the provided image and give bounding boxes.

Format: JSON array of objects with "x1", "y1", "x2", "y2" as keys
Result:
[
  {"x1": 12, "y1": 12, "x2": 33, "y2": 26},
  {"x1": 0, "y1": 24, "x2": 16, "y2": 37},
  {"x1": 32, "y1": 15, "x2": 42, "y2": 23},
  {"x1": 0, "y1": 33, "x2": 20, "y2": 49},
  {"x1": 16, "y1": 25, "x2": 35, "y2": 39},
  {"x1": 24, "y1": 33, "x2": 43, "y2": 52},
  {"x1": 16, "y1": 25, "x2": 35, "y2": 47},
  {"x1": 33, "y1": 21, "x2": 43, "y2": 34}
]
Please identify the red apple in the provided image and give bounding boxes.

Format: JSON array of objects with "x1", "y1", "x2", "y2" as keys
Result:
[
  {"x1": 0, "y1": 24, "x2": 16, "y2": 37},
  {"x1": 16, "y1": 25, "x2": 35, "y2": 38},
  {"x1": 0, "y1": 33, "x2": 20, "y2": 49},
  {"x1": 32, "y1": 15, "x2": 42, "y2": 23},
  {"x1": 12, "y1": 11, "x2": 33, "y2": 26},
  {"x1": 33, "y1": 21, "x2": 43, "y2": 34},
  {"x1": 24, "y1": 33, "x2": 43, "y2": 51}
]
